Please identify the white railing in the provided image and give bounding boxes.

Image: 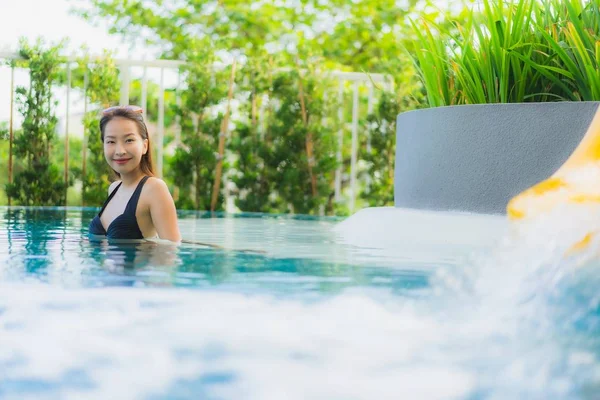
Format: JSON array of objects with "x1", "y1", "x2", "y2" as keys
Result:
[{"x1": 0, "y1": 52, "x2": 393, "y2": 213}]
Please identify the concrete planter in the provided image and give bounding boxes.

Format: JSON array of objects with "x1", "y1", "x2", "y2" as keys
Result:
[{"x1": 394, "y1": 102, "x2": 600, "y2": 214}]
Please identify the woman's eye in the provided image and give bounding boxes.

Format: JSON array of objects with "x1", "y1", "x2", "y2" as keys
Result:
[{"x1": 126, "y1": 139, "x2": 134, "y2": 143}]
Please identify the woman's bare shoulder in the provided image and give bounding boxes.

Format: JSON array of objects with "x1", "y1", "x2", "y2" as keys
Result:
[
  {"x1": 144, "y1": 177, "x2": 171, "y2": 195},
  {"x1": 144, "y1": 177, "x2": 177, "y2": 216}
]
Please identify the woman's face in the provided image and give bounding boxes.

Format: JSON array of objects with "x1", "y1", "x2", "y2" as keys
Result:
[{"x1": 103, "y1": 117, "x2": 148, "y2": 175}]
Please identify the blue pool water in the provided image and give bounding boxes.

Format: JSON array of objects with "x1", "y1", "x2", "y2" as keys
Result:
[{"x1": 0, "y1": 206, "x2": 598, "y2": 399}]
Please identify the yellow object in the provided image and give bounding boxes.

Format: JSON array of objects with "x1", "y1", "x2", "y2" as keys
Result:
[
  {"x1": 507, "y1": 105, "x2": 600, "y2": 251},
  {"x1": 569, "y1": 232, "x2": 594, "y2": 253}
]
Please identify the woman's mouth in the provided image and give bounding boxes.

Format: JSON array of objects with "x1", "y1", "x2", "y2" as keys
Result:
[{"x1": 113, "y1": 158, "x2": 131, "y2": 165}]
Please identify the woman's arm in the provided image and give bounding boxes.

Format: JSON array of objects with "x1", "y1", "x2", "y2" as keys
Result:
[{"x1": 147, "y1": 178, "x2": 182, "y2": 242}]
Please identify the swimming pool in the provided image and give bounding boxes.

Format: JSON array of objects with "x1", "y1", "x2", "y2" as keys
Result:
[{"x1": 0, "y1": 206, "x2": 598, "y2": 399}]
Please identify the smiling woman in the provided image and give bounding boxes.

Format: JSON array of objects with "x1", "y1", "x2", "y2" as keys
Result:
[{"x1": 88, "y1": 105, "x2": 182, "y2": 242}]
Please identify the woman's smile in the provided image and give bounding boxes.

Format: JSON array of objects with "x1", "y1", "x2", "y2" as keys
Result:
[{"x1": 113, "y1": 158, "x2": 132, "y2": 165}]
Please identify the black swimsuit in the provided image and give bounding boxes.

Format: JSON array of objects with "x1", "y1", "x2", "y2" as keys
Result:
[{"x1": 89, "y1": 176, "x2": 150, "y2": 239}]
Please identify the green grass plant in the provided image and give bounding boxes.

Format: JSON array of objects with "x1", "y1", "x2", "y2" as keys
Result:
[{"x1": 410, "y1": 0, "x2": 600, "y2": 106}]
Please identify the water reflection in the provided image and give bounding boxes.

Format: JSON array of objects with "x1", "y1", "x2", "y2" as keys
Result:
[
  {"x1": 0, "y1": 207, "x2": 432, "y2": 295},
  {"x1": 83, "y1": 237, "x2": 426, "y2": 294},
  {"x1": 88, "y1": 238, "x2": 182, "y2": 270},
  {"x1": 2, "y1": 208, "x2": 68, "y2": 275}
]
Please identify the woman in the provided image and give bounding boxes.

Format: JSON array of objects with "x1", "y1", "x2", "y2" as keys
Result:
[{"x1": 88, "y1": 105, "x2": 182, "y2": 242}]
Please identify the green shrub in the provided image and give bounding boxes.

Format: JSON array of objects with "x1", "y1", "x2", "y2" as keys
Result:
[{"x1": 5, "y1": 39, "x2": 69, "y2": 206}]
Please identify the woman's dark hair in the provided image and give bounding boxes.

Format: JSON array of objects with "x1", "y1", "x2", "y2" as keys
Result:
[{"x1": 99, "y1": 106, "x2": 155, "y2": 178}]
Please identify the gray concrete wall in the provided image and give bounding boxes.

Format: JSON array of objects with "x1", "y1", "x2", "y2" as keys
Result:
[{"x1": 394, "y1": 102, "x2": 600, "y2": 214}]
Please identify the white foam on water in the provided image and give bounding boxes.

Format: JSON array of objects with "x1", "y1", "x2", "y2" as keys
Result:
[{"x1": 0, "y1": 284, "x2": 476, "y2": 400}]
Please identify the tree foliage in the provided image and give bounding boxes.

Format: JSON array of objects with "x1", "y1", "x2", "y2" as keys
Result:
[
  {"x1": 231, "y1": 56, "x2": 339, "y2": 215},
  {"x1": 74, "y1": 0, "x2": 454, "y2": 75},
  {"x1": 166, "y1": 47, "x2": 228, "y2": 211},
  {"x1": 360, "y1": 92, "x2": 398, "y2": 207},
  {"x1": 5, "y1": 39, "x2": 69, "y2": 206}
]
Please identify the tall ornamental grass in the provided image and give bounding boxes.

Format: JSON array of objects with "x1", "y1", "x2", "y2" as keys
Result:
[{"x1": 410, "y1": 0, "x2": 600, "y2": 106}]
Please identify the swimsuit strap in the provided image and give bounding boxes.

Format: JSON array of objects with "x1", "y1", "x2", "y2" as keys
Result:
[
  {"x1": 124, "y1": 176, "x2": 151, "y2": 214},
  {"x1": 98, "y1": 182, "x2": 123, "y2": 217}
]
